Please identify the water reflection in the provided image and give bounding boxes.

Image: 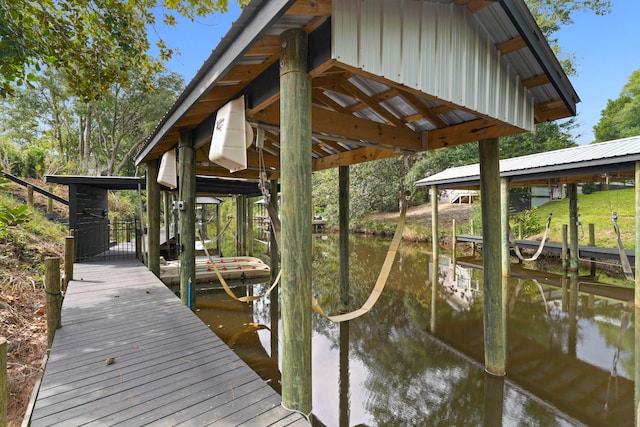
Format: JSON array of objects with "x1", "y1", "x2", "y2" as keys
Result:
[{"x1": 195, "y1": 234, "x2": 633, "y2": 426}]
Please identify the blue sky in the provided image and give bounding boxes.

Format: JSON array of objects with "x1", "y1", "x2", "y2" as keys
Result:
[{"x1": 154, "y1": 2, "x2": 640, "y2": 146}]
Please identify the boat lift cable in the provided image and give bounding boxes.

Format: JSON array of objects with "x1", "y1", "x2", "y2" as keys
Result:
[
  {"x1": 509, "y1": 211, "x2": 553, "y2": 262},
  {"x1": 611, "y1": 212, "x2": 635, "y2": 281}
]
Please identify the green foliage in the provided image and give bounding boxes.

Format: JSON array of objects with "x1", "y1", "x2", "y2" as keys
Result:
[
  {"x1": 0, "y1": 0, "x2": 247, "y2": 100},
  {"x1": 510, "y1": 206, "x2": 543, "y2": 237},
  {"x1": 593, "y1": 69, "x2": 640, "y2": 142}
]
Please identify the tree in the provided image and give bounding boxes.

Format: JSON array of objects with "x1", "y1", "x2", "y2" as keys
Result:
[
  {"x1": 593, "y1": 69, "x2": 640, "y2": 142},
  {"x1": 0, "y1": 0, "x2": 248, "y2": 100},
  {"x1": 0, "y1": 67, "x2": 184, "y2": 176}
]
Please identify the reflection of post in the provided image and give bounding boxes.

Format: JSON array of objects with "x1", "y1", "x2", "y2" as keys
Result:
[
  {"x1": 561, "y1": 271, "x2": 569, "y2": 312},
  {"x1": 430, "y1": 185, "x2": 438, "y2": 335},
  {"x1": 483, "y1": 372, "x2": 504, "y2": 427},
  {"x1": 339, "y1": 321, "x2": 350, "y2": 427},
  {"x1": 568, "y1": 273, "x2": 578, "y2": 358},
  {"x1": 339, "y1": 166, "x2": 350, "y2": 310},
  {"x1": 479, "y1": 138, "x2": 505, "y2": 376},
  {"x1": 634, "y1": 160, "x2": 640, "y2": 422}
]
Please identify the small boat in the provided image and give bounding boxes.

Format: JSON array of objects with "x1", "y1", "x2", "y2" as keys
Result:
[{"x1": 159, "y1": 256, "x2": 271, "y2": 285}]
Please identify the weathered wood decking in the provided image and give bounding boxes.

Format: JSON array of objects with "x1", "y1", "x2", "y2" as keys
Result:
[{"x1": 29, "y1": 257, "x2": 308, "y2": 426}]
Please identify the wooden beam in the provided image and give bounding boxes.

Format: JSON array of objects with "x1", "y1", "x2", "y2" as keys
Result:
[
  {"x1": 253, "y1": 104, "x2": 423, "y2": 151},
  {"x1": 338, "y1": 75, "x2": 406, "y2": 127},
  {"x1": 426, "y1": 119, "x2": 522, "y2": 149},
  {"x1": 178, "y1": 131, "x2": 196, "y2": 310},
  {"x1": 313, "y1": 146, "x2": 400, "y2": 171},
  {"x1": 286, "y1": 0, "x2": 331, "y2": 16},
  {"x1": 496, "y1": 36, "x2": 526, "y2": 55},
  {"x1": 522, "y1": 74, "x2": 550, "y2": 88}
]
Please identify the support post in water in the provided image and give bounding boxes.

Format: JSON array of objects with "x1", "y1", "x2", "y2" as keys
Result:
[
  {"x1": 500, "y1": 177, "x2": 510, "y2": 278},
  {"x1": 179, "y1": 130, "x2": 196, "y2": 309},
  {"x1": 339, "y1": 166, "x2": 350, "y2": 310},
  {"x1": 63, "y1": 236, "x2": 74, "y2": 292},
  {"x1": 45, "y1": 257, "x2": 62, "y2": 348},
  {"x1": 1, "y1": 336, "x2": 6, "y2": 427},
  {"x1": 479, "y1": 138, "x2": 505, "y2": 376},
  {"x1": 280, "y1": 27, "x2": 312, "y2": 417},
  {"x1": 561, "y1": 224, "x2": 568, "y2": 271},
  {"x1": 147, "y1": 159, "x2": 161, "y2": 276},
  {"x1": 568, "y1": 183, "x2": 579, "y2": 273}
]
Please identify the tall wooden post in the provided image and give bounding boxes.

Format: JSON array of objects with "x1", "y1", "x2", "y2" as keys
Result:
[
  {"x1": 247, "y1": 197, "x2": 254, "y2": 256},
  {"x1": 479, "y1": 138, "x2": 505, "y2": 376},
  {"x1": 47, "y1": 185, "x2": 53, "y2": 214},
  {"x1": 179, "y1": 131, "x2": 196, "y2": 309},
  {"x1": 500, "y1": 178, "x2": 510, "y2": 278},
  {"x1": 339, "y1": 166, "x2": 350, "y2": 310},
  {"x1": 430, "y1": 185, "x2": 438, "y2": 335},
  {"x1": 164, "y1": 192, "x2": 171, "y2": 255},
  {"x1": 634, "y1": 161, "x2": 640, "y2": 423},
  {"x1": 561, "y1": 224, "x2": 568, "y2": 271},
  {"x1": 568, "y1": 184, "x2": 579, "y2": 273},
  {"x1": 216, "y1": 203, "x2": 221, "y2": 255},
  {"x1": 63, "y1": 236, "x2": 74, "y2": 292},
  {"x1": 236, "y1": 195, "x2": 246, "y2": 256},
  {"x1": 27, "y1": 184, "x2": 34, "y2": 206},
  {"x1": 280, "y1": 28, "x2": 312, "y2": 416},
  {"x1": 147, "y1": 159, "x2": 161, "y2": 276},
  {"x1": 45, "y1": 257, "x2": 61, "y2": 348}
]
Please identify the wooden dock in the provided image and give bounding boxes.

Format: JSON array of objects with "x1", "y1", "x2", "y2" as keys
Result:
[
  {"x1": 456, "y1": 234, "x2": 636, "y2": 263},
  {"x1": 28, "y1": 257, "x2": 308, "y2": 426}
]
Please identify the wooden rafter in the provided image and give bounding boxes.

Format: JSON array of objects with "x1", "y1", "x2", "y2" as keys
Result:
[{"x1": 496, "y1": 36, "x2": 526, "y2": 55}]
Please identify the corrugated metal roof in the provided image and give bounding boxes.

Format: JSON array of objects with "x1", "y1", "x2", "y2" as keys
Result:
[
  {"x1": 135, "y1": 0, "x2": 580, "y2": 181},
  {"x1": 415, "y1": 135, "x2": 640, "y2": 188}
]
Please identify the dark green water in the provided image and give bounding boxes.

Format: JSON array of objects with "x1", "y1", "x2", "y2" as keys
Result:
[{"x1": 196, "y1": 234, "x2": 634, "y2": 426}]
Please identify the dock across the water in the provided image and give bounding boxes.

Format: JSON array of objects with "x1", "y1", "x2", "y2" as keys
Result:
[
  {"x1": 28, "y1": 258, "x2": 308, "y2": 426},
  {"x1": 456, "y1": 234, "x2": 636, "y2": 264}
]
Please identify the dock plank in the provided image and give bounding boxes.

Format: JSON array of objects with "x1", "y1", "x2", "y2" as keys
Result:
[{"x1": 29, "y1": 258, "x2": 308, "y2": 426}]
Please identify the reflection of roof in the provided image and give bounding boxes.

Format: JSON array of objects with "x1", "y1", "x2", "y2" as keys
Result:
[
  {"x1": 135, "y1": 0, "x2": 577, "y2": 180},
  {"x1": 415, "y1": 135, "x2": 640, "y2": 189}
]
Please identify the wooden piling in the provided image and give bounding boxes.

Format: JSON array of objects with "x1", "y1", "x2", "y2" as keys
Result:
[
  {"x1": 588, "y1": 223, "x2": 596, "y2": 277},
  {"x1": 479, "y1": 138, "x2": 505, "y2": 376},
  {"x1": 45, "y1": 257, "x2": 61, "y2": 348},
  {"x1": 483, "y1": 372, "x2": 504, "y2": 427},
  {"x1": 561, "y1": 224, "x2": 568, "y2": 271},
  {"x1": 247, "y1": 197, "x2": 254, "y2": 256},
  {"x1": 178, "y1": 131, "x2": 196, "y2": 309},
  {"x1": 1, "y1": 336, "x2": 6, "y2": 427},
  {"x1": 339, "y1": 166, "x2": 350, "y2": 309},
  {"x1": 147, "y1": 159, "x2": 161, "y2": 276},
  {"x1": 568, "y1": 184, "x2": 579, "y2": 273},
  {"x1": 280, "y1": 27, "x2": 312, "y2": 416},
  {"x1": 452, "y1": 218, "x2": 457, "y2": 267},
  {"x1": 500, "y1": 177, "x2": 510, "y2": 278},
  {"x1": 47, "y1": 185, "x2": 53, "y2": 214},
  {"x1": 27, "y1": 184, "x2": 34, "y2": 206},
  {"x1": 470, "y1": 219, "x2": 476, "y2": 255},
  {"x1": 430, "y1": 185, "x2": 438, "y2": 335},
  {"x1": 63, "y1": 236, "x2": 74, "y2": 292},
  {"x1": 164, "y1": 192, "x2": 171, "y2": 251}
]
